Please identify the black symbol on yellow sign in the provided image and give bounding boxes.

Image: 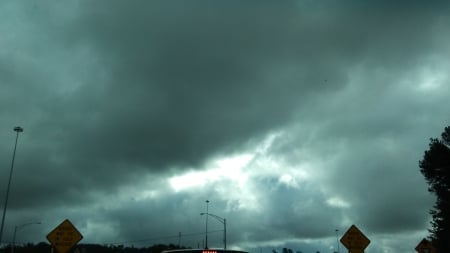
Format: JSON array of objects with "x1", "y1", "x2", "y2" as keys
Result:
[{"x1": 46, "y1": 219, "x2": 83, "y2": 253}]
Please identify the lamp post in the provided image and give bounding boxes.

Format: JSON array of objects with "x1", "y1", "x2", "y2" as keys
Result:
[
  {"x1": 335, "y1": 229, "x2": 340, "y2": 253},
  {"x1": 11, "y1": 222, "x2": 41, "y2": 253},
  {"x1": 204, "y1": 200, "x2": 209, "y2": 249},
  {"x1": 0, "y1": 126, "x2": 24, "y2": 244},
  {"x1": 200, "y1": 212, "x2": 226, "y2": 250}
]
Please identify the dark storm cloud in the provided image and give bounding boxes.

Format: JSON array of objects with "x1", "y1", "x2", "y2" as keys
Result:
[
  {"x1": 1, "y1": 1, "x2": 450, "y2": 252},
  {"x1": 23, "y1": 0, "x2": 446, "y2": 183},
  {"x1": 3, "y1": 0, "x2": 345, "y2": 198},
  {"x1": 60, "y1": 0, "x2": 330, "y2": 171}
]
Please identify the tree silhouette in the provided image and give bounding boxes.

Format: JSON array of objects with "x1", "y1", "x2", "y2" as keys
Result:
[
  {"x1": 0, "y1": 243, "x2": 188, "y2": 253},
  {"x1": 419, "y1": 126, "x2": 450, "y2": 253}
]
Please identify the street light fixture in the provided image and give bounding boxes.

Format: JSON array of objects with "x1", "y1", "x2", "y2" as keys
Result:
[
  {"x1": 200, "y1": 212, "x2": 227, "y2": 250},
  {"x1": 11, "y1": 222, "x2": 41, "y2": 253},
  {"x1": 0, "y1": 126, "x2": 24, "y2": 244}
]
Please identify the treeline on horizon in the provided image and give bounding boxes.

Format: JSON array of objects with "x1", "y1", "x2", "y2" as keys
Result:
[
  {"x1": 0, "y1": 242, "x2": 189, "y2": 253},
  {"x1": 0, "y1": 244, "x2": 306, "y2": 253}
]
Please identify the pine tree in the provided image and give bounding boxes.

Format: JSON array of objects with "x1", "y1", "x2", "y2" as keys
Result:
[{"x1": 419, "y1": 126, "x2": 450, "y2": 253}]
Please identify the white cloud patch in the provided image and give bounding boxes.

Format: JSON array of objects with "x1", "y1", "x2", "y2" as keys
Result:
[
  {"x1": 169, "y1": 154, "x2": 253, "y2": 192},
  {"x1": 326, "y1": 197, "x2": 351, "y2": 209}
]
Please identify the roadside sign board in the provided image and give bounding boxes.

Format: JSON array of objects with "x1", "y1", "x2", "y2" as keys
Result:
[
  {"x1": 415, "y1": 238, "x2": 436, "y2": 253},
  {"x1": 47, "y1": 219, "x2": 83, "y2": 253},
  {"x1": 340, "y1": 224, "x2": 370, "y2": 253}
]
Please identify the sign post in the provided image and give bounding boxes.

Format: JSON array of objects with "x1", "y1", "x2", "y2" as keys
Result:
[
  {"x1": 47, "y1": 219, "x2": 83, "y2": 253},
  {"x1": 340, "y1": 225, "x2": 370, "y2": 253}
]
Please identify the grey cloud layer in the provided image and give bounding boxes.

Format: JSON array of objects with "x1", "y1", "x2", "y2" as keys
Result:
[
  {"x1": 1, "y1": 1, "x2": 449, "y2": 252},
  {"x1": 21, "y1": 1, "x2": 447, "y2": 175}
]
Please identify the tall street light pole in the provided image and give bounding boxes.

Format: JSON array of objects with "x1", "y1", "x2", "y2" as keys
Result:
[
  {"x1": 11, "y1": 222, "x2": 41, "y2": 253},
  {"x1": 0, "y1": 126, "x2": 24, "y2": 244},
  {"x1": 204, "y1": 200, "x2": 209, "y2": 249},
  {"x1": 335, "y1": 229, "x2": 340, "y2": 253},
  {"x1": 200, "y1": 212, "x2": 226, "y2": 250}
]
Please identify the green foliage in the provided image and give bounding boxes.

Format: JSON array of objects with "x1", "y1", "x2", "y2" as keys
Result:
[{"x1": 419, "y1": 126, "x2": 450, "y2": 253}]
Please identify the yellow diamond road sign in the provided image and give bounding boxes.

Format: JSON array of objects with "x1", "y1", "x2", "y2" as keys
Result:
[
  {"x1": 340, "y1": 224, "x2": 370, "y2": 253},
  {"x1": 47, "y1": 219, "x2": 83, "y2": 253}
]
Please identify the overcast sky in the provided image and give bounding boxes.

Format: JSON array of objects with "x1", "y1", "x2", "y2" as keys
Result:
[{"x1": 1, "y1": 1, "x2": 449, "y2": 253}]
